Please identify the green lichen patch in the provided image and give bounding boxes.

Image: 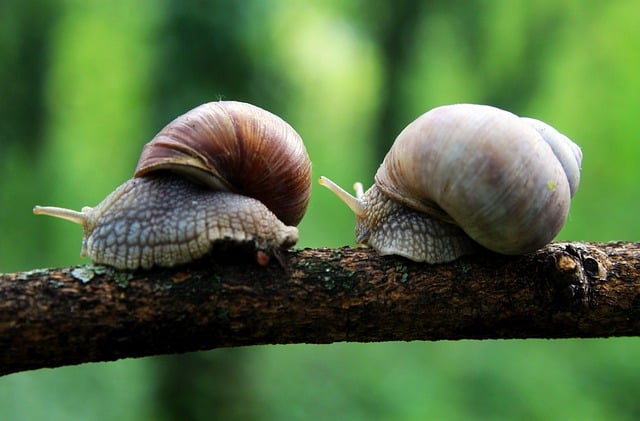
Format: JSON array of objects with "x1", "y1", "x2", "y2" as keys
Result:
[
  {"x1": 70, "y1": 263, "x2": 134, "y2": 287},
  {"x1": 395, "y1": 263, "x2": 410, "y2": 283},
  {"x1": 48, "y1": 279, "x2": 65, "y2": 288},
  {"x1": 294, "y1": 257, "x2": 326, "y2": 275},
  {"x1": 329, "y1": 249, "x2": 344, "y2": 261},
  {"x1": 323, "y1": 265, "x2": 356, "y2": 291},
  {"x1": 152, "y1": 278, "x2": 176, "y2": 292},
  {"x1": 455, "y1": 260, "x2": 473, "y2": 274},
  {"x1": 15, "y1": 268, "x2": 50, "y2": 281},
  {"x1": 88, "y1": 264, "x2": 110, "y2": 275},
  {"x1": 71, "y1": 267, "x2": 96, "y2": 284},
  {"x1": 294, "y1": 256, "x2": 356, "y2": 291},
  {"x1": 112, "y1": 272, "x2": 134, "y2": 289},
  {"x1": 323, "y1": 274, "x2": 336, "y2": 290}
]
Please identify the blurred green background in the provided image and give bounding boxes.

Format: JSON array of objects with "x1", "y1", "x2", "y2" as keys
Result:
[{"x1": 1, "y1": 0, "x2": 640, "y2": 419}]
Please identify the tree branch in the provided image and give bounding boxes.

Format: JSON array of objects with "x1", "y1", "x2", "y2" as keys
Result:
[{"x1": 1, "y1": 242, "x2": 639, "y2": 376}]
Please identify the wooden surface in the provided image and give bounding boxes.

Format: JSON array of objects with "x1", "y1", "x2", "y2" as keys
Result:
[{"x1": 1, "y1": 242, "x2": 639, "y2": 376}]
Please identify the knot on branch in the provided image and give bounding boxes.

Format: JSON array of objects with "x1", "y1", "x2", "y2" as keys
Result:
[{"x1": 545, "y1": 242, "x2": 611, "y2": 308}]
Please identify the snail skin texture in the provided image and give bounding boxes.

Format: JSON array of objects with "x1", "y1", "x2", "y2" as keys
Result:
[
  {"x1": 34, "y1": 101, "x2": 312, "y2": 269},
  {"x1": 320, "y1": 104, "x2": 582, "y2": 264}
]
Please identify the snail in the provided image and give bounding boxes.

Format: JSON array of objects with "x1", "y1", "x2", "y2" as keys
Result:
[
  {"x1": 34, "y1": 101, "x2": 312, "y2": 269},
  {"x1": 320, "y1": 103, "x2": 582, "y2": 263}
]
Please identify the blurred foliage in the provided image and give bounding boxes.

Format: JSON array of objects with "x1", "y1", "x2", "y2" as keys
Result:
[{"x1": 1, "y1": 0, "x2": 640, "y2": 419}]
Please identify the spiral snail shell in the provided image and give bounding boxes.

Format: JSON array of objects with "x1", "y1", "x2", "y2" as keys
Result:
[
  {"x1": 34, "y1": 101, "x2": 312, "y2": 269},
  {"x1": 320, "y1": 104, "x2": 582, "y2": 263}
]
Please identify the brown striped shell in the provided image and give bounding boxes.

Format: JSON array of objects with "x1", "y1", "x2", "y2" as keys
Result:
[{"x1": 134, "y1": 101, "x2": 312, "y2": 226}]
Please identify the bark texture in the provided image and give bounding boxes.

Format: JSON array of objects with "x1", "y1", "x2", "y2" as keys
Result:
[{"x1": 1, "y1": 242, "x2": 639, "y2": 376}]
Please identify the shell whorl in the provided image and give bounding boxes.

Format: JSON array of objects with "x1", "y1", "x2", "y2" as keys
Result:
[
  {"x1": 374, "y1": 104, "x2": 582, "y2": 255},
  {"x1": 520, "y1": 117, "x2": 582, "y2": 196},
  {"x1": 134, "y1": 101, "x2": 312, "y2": 226}
]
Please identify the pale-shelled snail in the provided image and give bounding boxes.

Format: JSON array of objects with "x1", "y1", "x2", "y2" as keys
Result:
[
  {"x1": 34, "y1": 101, "x2": 312, "y2": 269},
  {"x1": 320, "y1": 103, "x2": 582, "y2": 263}
]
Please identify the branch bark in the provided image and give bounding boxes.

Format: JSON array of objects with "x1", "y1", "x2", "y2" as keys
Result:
[{"x1": 1, "y1": 242, "x2": 639, "y2": 376}]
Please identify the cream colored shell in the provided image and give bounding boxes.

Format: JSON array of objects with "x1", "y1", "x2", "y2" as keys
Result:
[
  {"x1": 320, "y1": 104, "x2": 582, "y2": 263},
  {"x1": 376, "y1": 104, "x2": 581, "y2": 255}
]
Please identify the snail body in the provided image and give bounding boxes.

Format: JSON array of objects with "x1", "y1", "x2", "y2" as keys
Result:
[
  {"x1": 320, "y1": 104, "x2": 582, "y2": 263},
  {"x1": 34, "y1": 101, "x2": 311, "y2": 269}
]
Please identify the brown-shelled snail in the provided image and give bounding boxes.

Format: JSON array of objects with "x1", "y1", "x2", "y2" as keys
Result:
[
  {"x1": 34, "y1": 101, "x2": 312, "y2": 269},
  {"x1": 320, "y1": 104, "x2": 582, "y2": 263}
]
